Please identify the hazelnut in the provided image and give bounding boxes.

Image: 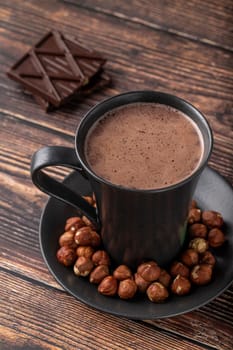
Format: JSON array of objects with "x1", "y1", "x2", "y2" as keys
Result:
[
  {"x1": 118, "y1": 279, "x2": 137, "y2": 299},
  {"x1": 188, "y1": 208, "x2": 201, "y2": 224},
  {"x1": 202, "y1": 211, "x2": 223, "y2": 228},
  {"x1": 190, "y1": 199, "x2": 197, "y2": 209},
  {"x1": 82, "y1": 195, "x2": 94, "y2": 206},
  {"x1": 74, "y1": 227, "x2": 101, "y2": 247},
  {"x1": 190, "y1": 264, "x2": 213, "y2": 285},
  {"x1": 158, "y1": 269, "x2": 171, "y2": 288},
  {"x1": 74, "y1": 226, "x2": 94, "y2": 245},
  {"x1": 134, "y1": 273, "x2": 150, "y2": 293},
  {"x1": 199, "y1": 251, "x2": 216, "y2": 266},
  {"x1": 65, "y1": 216, "x2": 85, "y2": 232},
  {"x1": 189, "y1": 238, "x2": 208, "y2": 253},
  {"x1": 76, "y1": 245, "x2": 95, "y2": 259},
  {"x1": 73, "y1": 256, "x2": 94, "y2": 277},
  {"x1": 89, "y1": 265, "x2": 109, "y2": 284},
  {"x1": 91, "y1": 193, "x2": 97, "y2": 208},
  {"x1": 92, "y1": 250, "x2": 111, "y2": 266},
  {"x1": 56, "y1": 246, "x2": 76, "y2": 267},
  {"x1": 113, "y1": 265, "x2": 132, "y2": 280},
  {"x1": 208, "y1": 228, "x2": 225, "y2": 248},
  {"x1": 170, "y1": 261, "x2": 189, "y2": 278},
  {"x1": 188, "y1": 223, "x2": 208, "y2": 239},
  {"x1": 91, "y1": 231, "x2": 101, "y2": 248},
  {"x1": 171, "y1": 275, "x2": 191, "y2": 295},
  {"x1": 137, "y1": 261, "x2": 161, "y2": 282},
  {"x1": 82, "y1": 215, "x2": 97, "y2": 230},
  {"x1": 98, "y1": 276, "x2": 118, "y2": 296},
  {"x1": 180, "y1": 249, "x2": 199, "y2": 267},
  {"x1": 90, "y1": 231, "x2": 101, "y2": 247},
  {"x1": 59, "y1": 231, "x2": 77, "y2": 248},
  {"x1": 147, "y1": 282, "x2": 169, "y2": 302}
]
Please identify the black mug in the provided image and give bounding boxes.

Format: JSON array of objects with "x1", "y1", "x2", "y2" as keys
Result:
[{"x1": 31, "y1": 91, "x2": 213, "y2": 268}]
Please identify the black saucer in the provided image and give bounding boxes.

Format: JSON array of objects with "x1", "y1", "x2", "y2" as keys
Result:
[{"x1": 39, "y1": 167, "x2": 233, "y2": 319}]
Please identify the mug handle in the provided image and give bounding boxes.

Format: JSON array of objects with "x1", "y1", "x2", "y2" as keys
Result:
[{"x1": 30, "y1": 146, "x2": 99, "y2": 226}]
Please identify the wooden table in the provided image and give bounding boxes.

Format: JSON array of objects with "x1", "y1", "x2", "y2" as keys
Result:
[{"x1": 1, "y1": 1, "x2": 233, "y2": 349}]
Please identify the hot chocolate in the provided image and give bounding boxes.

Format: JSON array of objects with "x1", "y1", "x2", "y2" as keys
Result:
[{"x1": 85, "y1": 102, "x2": 204, "y2": 190}]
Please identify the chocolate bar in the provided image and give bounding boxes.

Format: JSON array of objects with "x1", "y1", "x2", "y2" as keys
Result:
[
  {"x1": 32, "y1": 70, "x2": 111, "y2": 112},
  {"x1": 7, "y1": 30, "x2": 107, "y2": 108},
  {"x1": 81, "y1": 71, "x2": 111, "y2": 95}
]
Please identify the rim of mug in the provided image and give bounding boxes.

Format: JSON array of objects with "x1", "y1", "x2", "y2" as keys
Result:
[{"x1": 75, "y1": 90, "x2": 213, "y2": 193}]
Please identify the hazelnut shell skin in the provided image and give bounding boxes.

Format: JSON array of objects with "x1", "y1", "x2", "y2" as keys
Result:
[
  {"x1": 65, "y1": 216, "x2": 85, "y2": 231},
  {"x1": 113, "y1": 265, "x2": 132, "y2": 280},
  {"x1": 89, "y1": 265, "x2": 109, "y2": 284},
  {"x1": 82, "y1": 195, "x2": 94, "y2": 206},
  {"x1": 74, "y1": 226, "x2": 95, "y2": 245},
  {"x1": 202, "y1": 211, "x2": 223, "y2": 228},
  {"x1": 171, "y1": 275, "x2": 191, "y2": 295},
  {"x1": 118, "y1": 279, "x2": 137, "y2": 299},
  {"x1": 190, "y1": 199, "x2": 197, "y2": 209},
  {"x1": 170, "y1": 261, "x2": 189, "y2": 278},
  {"x1": 188, "y1": 208, "x2": 201, "y2": 224},
  {"x1": 208, "y1": 228, "x2": 225, "y2": 248},
  {"x1": 56, "y1": 246, "x2": 76, "y2": 267},
  {"x1": 98, "y1": 276, "x2": 118, "y2": 296},
  {"x1": 73, "y1": 256, "x2": 94, "y2": 277},
  {"x1": 59, "y1": 231, "x2": 77, "y2": 248},
  {"x1": 188, "y1": 223, "x2": 208, "y2": 239},
  {"x1": 180, "y1": 249, "x2": 199, "y2": 267},
  {"x1": 134, "y1": 273, "x2": 150, "y2": 293},
  {"x1": 76, "y1": 245, "x2": 95, "y2": 259},
  {"x1": 92, "y1": 250, "x2": 111, "y2": 266},
  {"x1": 137, "y1": 261, "x2": 161, "y2": 282},
  {"x1": 82, "y1": 215, "x2": 97, "y2": 230},
  {"x1": 146, "y1": 282, "x2": 169, "y2": 302},
  {"x1": 75, "y1": 227, "x2": 101, "y2": 247},
  {"x1": 199, "y1": 251, "x2": 216, "y2": 266},
  {"x1": 158, "y1": 269, "x2": 171, "y2": 288},
  {"x1": 90, "y1": 232, "x2": 101, "y2": 247},
  {"x1": 190, "y1": 264, "x2": 213, "y2": 285}
]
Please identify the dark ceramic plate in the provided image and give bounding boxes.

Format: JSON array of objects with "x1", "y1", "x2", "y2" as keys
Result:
[{"x1": 39, "y1": 167, "x2": 233, "y2": 319}]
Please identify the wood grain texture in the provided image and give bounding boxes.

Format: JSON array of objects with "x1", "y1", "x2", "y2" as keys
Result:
[
  {"x1": 0, "y1": 1, "x2": 233, "y2": 349},
  {"x1": 65, "y1": 0, "x2": 233, "y2": 51},
  {"x1": 1, "y1": 269, "x2": 230, "y2": 350}
]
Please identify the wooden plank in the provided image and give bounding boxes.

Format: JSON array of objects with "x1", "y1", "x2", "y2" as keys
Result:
[
  {"x1": 0, "y1": 113, "x2": 72, "y2": 288},
  {"x1": 65, "y1": 0, "x2": 233, "y2": 51},
  {"x1": 0, "y1": 269, "x2": 223, "y2": 350},
  {"x1": 146, "y1": 288, "x2": 233, "y2": 349},
  {"x1": 0, "y1": 116, "x2": 232, "y2": 349}
]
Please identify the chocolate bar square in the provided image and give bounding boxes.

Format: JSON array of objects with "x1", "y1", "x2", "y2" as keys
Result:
[
  {"x1": 33, "y1": 71, "x2": 111, "y2": 112},
  {"x1": 8, "y1": 30, "x2": 106, "y2": 107}
]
